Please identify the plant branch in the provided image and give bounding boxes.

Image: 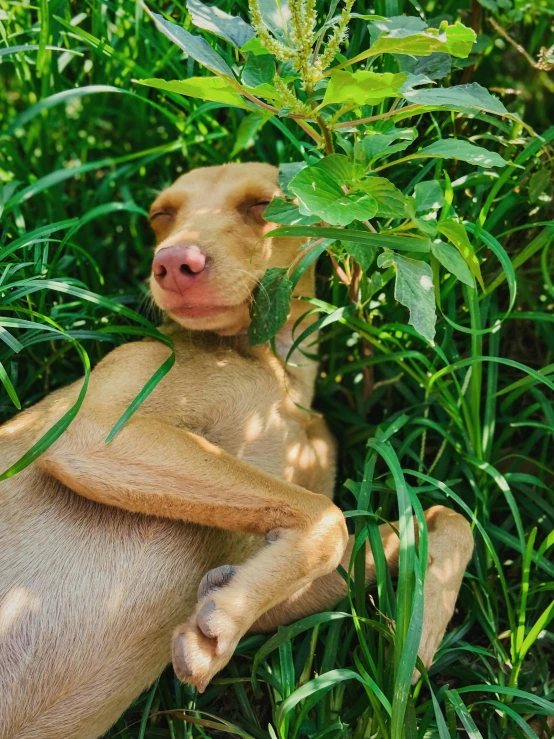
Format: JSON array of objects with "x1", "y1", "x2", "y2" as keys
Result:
[
  {"x1": 334, "y1": 104, "x2": 422, "y2": 129},
  {"x1": 488, "y1": 16, "x2": 553, "y2": 71}
]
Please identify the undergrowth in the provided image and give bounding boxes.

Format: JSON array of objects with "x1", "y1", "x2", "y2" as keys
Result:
[{"x1": 1, "y1": 0, "x2": 553, "y2": 737}]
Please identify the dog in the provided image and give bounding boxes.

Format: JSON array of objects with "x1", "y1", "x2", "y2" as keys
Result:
[{"x1": 0, "y1": 163, "x2": 474, "y2": 738}]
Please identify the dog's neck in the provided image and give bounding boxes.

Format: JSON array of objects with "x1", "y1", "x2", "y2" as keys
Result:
[{"x1": 160, "y1": 267, "x2": 319, "y2": 409}]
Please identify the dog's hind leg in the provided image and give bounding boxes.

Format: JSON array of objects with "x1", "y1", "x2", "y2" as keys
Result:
[{"x1": 249, "y1": 506, "x2": 474, "y2": 674}]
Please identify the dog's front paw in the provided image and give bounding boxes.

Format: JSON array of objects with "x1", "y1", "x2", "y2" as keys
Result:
[{"x1": 172, "y1": 564, "x2": 245, "y2": 691}]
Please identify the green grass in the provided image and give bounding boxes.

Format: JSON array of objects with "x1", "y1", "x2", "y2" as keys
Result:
[{"x1": 1, "y1": 0, "x2": 554, "y2": 737}]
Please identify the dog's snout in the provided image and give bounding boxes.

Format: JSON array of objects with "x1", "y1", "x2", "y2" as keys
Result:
[{"x1": 152, "y1": 244, "x2": 207, "y2": 293}]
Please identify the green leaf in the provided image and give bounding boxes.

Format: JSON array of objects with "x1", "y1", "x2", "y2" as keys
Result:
[
  {"x1": 136, "y1": 77, "x2": 250, "y2": 108},
  {"x1": 186, "y1": 0, "x2": 255, "y2": 48},
  {"x1": 315, "y1": 154, "x2": 365, "y2": 183},
  {"x1": 377, "y1": 251, "x2": 436, "y2": 342},
  {"x1": 248, "y1": 268, "x2": 293, "y2": 345},
  {"x1": 240, "y1": 36, "x2": 269, "y2": 55},
  {"x1": 361, "y1": 177, "x2": 408, "y2": 218},
  {"x1": 322, "y1": 70, "x2": 407, "y2": 107},
  {"x1": 263, "y1": 198, "x2": 320, "y2": 226},
  {"x1": 370, "y1": 16, "x2": 427, "y2": 37},
  {"x1": 275, "y1": 669, "x2": 389, "y2": 727},
  {"x1": 446, "y1": 690, "x2": 484, "y2": 739},
  {"x1": 231, "y1": 111, "x2": 271, "y2": 156},
  {"x1": 414, "y1": 181, "x2": 444, "y2": 212},
  {"x1": 419, "y1": 139, "x2": 507, "y2": 168},
  {"x1": 258, "y1": 0, "x2": 291, "y2": 40},
  {"x1": 342, "y1": 238, "x2": 377, "y2": 272},
  {"x1": 368, "y1": 21, "x2": 476, "y2": 59},
  {"x1": 242, "y1": 53, "x2": 276, "y2": 87},
  {"x1": 289, "y1": 164, "x2": 378, "y2": 226},
  {"x1": 252, "y1": 612, "x2": 350, "y2": 679},
  {"x1": 0, "y1": 361, "x2": 21, "y2": 410},
  {"x1": 402, "y1": 81, "x2": 508, "y2": 116},
  {"x1": 105, "y1": 351, "x2": 175, "y2": 442},
  {"x1": 360, "y1": 125, "x2": 418, "y2": 165},
  {"x1": 437, "y1": 218, "x2": 484, "y2": 288},
  {"x1": 147, "y1": 9, "x2": 235, "y2": 77},
  {"x1": 277, "y1": 164, "x2": 307, "y2": 199},
  {"x1": 396, "y1": 52, "x2": 452, "y2": 81},
  {"x1": 528, "y1": 170, "x2": 552, "y2": 203},
  {"x1": 431, "y1": 241, "x2": 475, "y2": 286},
  {"x1": 267, "y1": 226, "x2": 432, "y2": 252}
]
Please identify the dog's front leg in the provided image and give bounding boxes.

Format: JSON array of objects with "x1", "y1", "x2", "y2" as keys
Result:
[{"x1": 37, "y1": 412, "x2": 348, "y2": 691}]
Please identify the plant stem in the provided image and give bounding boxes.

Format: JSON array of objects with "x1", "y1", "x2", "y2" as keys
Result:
[{"x1": 317, "y1": 115, "x2": 335, "y2": 155}]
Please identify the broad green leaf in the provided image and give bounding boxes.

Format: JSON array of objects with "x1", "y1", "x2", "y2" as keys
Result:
[
  {"x1": 267, "y1": 226, "x2": 432, "y2": 252},
  {"x1": 528, "y1": 170, "x2": 552, "y2": 203},
  {"x1": 402, "y1": 81, "x2": 508, "y2": 116},
  {"x1": 431, "y1": 241, "x2": 475, "y2": 286},
  {"x1": 242, "y1": 53, "x2": 276, "y2": 87},
  {"x1": 377, "y1": 251, "x2": 436, "y2": 342},
  {"x1": 258, "y1": 0, "x2": 291, "y2": 40},
  {"x1": 322, "y1": 70, "x2": 407, "y2": 107},
  {"x1": 289, "y1": 165, "x2": 378, "y2": 226},
  {"x1": 360, "y1": 125, "x2": 418, "y2": 165},
  {"x1": 370, "y1": 16, "x2": 427, "y2": 38},
  {"x1": 248, "y1": 268, "x2": 293, "y2": 345},
  {"x1": 419, "y1": 140, "x2": 507, "y2": 168},
  {"x1": 414, "y1": 181, "x2": 444, "y2": 212},
  {"x1": 342, "y1": 238, "x2": 377, "y2": 271},
  {"x1": 437, "y1": 218, "x2": 484, "y2": 288},
  {"x1": 314, "y1": 154, "x2": 365, "y2": 183},
  {"x1": 353, "y1": 21, "x2": 476, "y2": 61},
  {"x1": 396, "y1": 52, "x2": 452, "y2": 80},
  {"x1": 243, "y1": 81, "x2": 283, "y2": 105},
  {"x1": 147, "y1": 9, "x2": 235, "y2": 77},
  {"x1": 187, "y1": 0, "x2": 255, "y2": 48},
  {"x1": 136, "y1": 77, "x2": 250, "y2": 108},
  {"x1": 279, "y1": 162, "x2": 307, "y2": 196},
  {"x1": 361, "y1": 177, "x2": 408, "y2": 218},
  {"x1": 263, "y1": 198, "x2": 319, "y2": 226},
  {"x1": 240, "y1": 36, "x2": 269, "y2": 55},
  {"x1": 230, "y1": 112, "x2": 271, "y2": 156}
]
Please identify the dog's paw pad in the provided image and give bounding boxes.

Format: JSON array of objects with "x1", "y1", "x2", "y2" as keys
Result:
[{"x1": 197, "y1": 565, "x2": 239, "y2": 600}]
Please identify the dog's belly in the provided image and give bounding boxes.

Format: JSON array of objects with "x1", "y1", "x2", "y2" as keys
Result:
[{"x1": 0, "y1": 471, "x2": 259, "y2": 739}]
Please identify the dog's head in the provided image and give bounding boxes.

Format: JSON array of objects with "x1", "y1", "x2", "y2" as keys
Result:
[{"x1": 149, "y1": 162, "x2": 308, "y2": 335}]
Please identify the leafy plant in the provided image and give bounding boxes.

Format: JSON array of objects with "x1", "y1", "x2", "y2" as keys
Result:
[{"x1": 138, "y1": 0, "x2": 521, "y2": 346}]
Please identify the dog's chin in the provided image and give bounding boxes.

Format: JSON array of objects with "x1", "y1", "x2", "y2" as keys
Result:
[{"x1": 164, "y1": 302, "x2": 251, "y2": 335}]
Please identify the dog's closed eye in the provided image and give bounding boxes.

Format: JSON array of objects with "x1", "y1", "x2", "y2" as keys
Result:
[
  {"x1": 150, "y1": 210, "x2": 174, "y2": 223},
  {"x1": 247, "y1": 201, "x2": 271, "y2": 220}
]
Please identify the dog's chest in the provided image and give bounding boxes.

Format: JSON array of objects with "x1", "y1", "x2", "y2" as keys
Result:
[{"x1": 172, "y1": 346, "x2": 313, "y2": 481}]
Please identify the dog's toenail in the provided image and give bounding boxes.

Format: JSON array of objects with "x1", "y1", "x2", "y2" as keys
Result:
[
  {"x1": 198, "y1": 565, "x2": 239, "y2": 599},
  {"x1": 265, "y1": 529, "x2": 280, "y2": 543},
  {"x1": 197, "y1": 600, "x2": 217, "y2": 638}
]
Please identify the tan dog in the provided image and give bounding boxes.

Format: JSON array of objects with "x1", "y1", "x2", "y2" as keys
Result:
[{"x1": 0, "y1": 163, "x2": 473, "y2": 739}]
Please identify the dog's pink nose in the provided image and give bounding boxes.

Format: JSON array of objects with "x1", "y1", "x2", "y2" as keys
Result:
[{"x1": 152, "y1": 244, "x2": 207, "y2": 293}]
